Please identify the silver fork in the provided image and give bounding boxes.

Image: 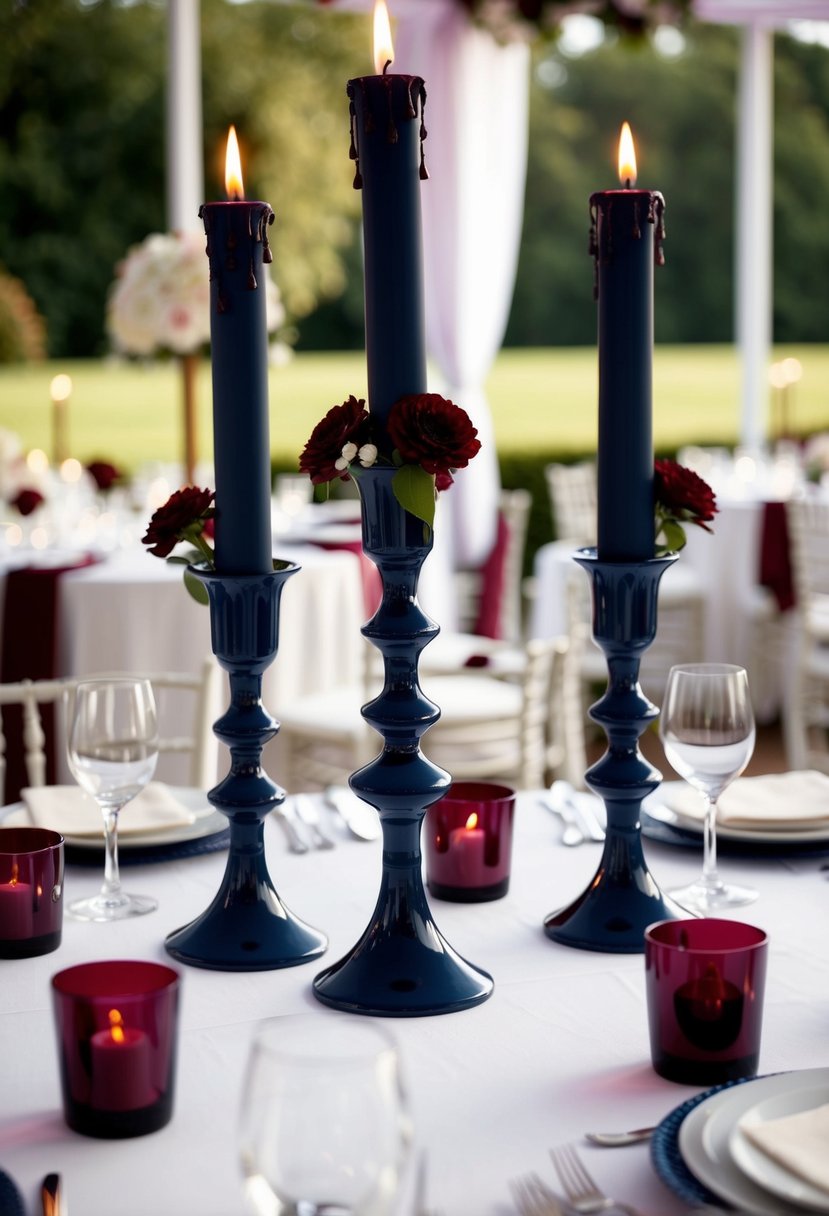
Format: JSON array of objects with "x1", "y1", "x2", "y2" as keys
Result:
[
  {"x1": 550, "y1": 1144, "x2": 642, "y2": 1216},
  {"x1": 509, "y1": 1173, "x2": 565, "y2": 1216}
]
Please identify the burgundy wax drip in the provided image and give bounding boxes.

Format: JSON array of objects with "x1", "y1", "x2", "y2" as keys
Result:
[
  {"x1": 347, "y1": 75, "x2": 428, "y2": 191},
  {"x1": 588, "y1": 191, "x2": 666, "y2": 300},
  {"x1": 200, "y1": 202, "x2": 274, "y2": 314}
]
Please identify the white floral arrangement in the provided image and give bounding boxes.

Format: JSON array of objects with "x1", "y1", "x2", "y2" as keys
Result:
[{"x1": 106, "y1": 231, "x2": 286, "y2": 358}]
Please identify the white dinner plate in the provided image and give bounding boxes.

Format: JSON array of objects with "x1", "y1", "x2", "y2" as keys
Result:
[
  {"x1": 729, "y1": 1086, "x2": 829, "y2": 1213},
  {"x1": 0, "y1": 787, "x2": 227, "y2": 851},
  {"x1": 679, "y1": 1068, "x2": 829, "y2": 1215},
  {"x1": 643, "y1": 794, "x2": 829, "y2": 845}
]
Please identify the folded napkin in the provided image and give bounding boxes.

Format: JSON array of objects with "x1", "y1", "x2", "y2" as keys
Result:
[
  {"x1": 22, "y1": 782, "x2": 197, "y2": 837},
  {"x1": 740, "y1": 1100, "x2": 829, "y2": 1196},
  {"x1": 666, "y1": 770, "x2": 829, "y2": 831}
]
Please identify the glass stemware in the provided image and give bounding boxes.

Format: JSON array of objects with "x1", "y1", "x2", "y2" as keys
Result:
[
  {"x1": 66, "y1": 677, "x2": 159, "y2": 922},
  {"x1": 659, "y1": 662, "x2": 757, "y2": 912},
  {"x1": 238, "y1": 1016, "x2": 413, "y2": 1216}
]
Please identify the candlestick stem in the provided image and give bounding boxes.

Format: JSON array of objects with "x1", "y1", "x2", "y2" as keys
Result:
[{"x1": 544, "y1": 549, "x2": 687, "y2": 952}]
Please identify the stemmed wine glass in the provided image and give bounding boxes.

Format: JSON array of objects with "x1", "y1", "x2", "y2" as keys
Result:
[
  {"x1": 66, "y1": 677, "x2": 159, "y2": 922},
  {"x1": 238, "y1": 1016, "x2": 414, "y2": 1216},
  {"x1": 659, "y1": 662, "x2": 757, "y2": 912}
]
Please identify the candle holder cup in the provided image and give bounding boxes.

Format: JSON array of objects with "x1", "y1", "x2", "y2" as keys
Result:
[
  {"x1": 164, "y1": 563, "x2": 327, "y2": 971},
  {"x1": 425, "y1": 782, "x2": 515, "y2": 902},
  {"x1": 312, "y1": 468, "x2": 493, "y2": 1016},
  {"x1": 51, "y1": 960, "x2": 180, "y2": 1138},
  {"x1": 544, "y1": 549, "x2": 688, "y2": 953},
  {"x1": 0, "y1": 827, "x2": 64, "y2": 958}
]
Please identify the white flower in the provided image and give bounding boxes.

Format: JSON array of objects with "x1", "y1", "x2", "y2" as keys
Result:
[
  {"x1": 106, "y1": 230, "x2": 285, "y2": 358},
  {"x1": 358, "y1": 444, "x2": 378, "y2": 468},
  {"x1": 341, "y1": 442, "x2": 358, "y2": 462}
]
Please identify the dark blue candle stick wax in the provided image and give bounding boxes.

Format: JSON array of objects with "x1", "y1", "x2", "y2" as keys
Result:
[
  {"x1": 200, "y1": 137, "x2": 274, "y2": 575},
  {"x1": 590, "y1": 128, "x2": 665, "y2": 562},
  {"x1": 347, "y1": 50, "x2": 428, "y2": 427}
]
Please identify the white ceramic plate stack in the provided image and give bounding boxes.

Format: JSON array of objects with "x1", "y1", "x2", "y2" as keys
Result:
[{"x1": 677, "y1": 1068, "x2": 829, "y2": 1214}]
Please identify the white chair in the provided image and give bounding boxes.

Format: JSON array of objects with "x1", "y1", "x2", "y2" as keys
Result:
[
  {"x1": 545, "y1": 461, "x2": 597, "y2": 545},
  {"x1": 454, "y1": 488, "x2": 533, "y2": 644},
  {"x1": 782, "y1": 496, "x2": 829, "y2": 772},
  {"x1": 277, "y1": 637, "x2": 571, "y2": 792},
  {"x1": 0, "y1": 659, "x2": 222, "y2": 802}
]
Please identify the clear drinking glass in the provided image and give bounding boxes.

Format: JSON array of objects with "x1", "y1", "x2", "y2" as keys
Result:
[
  {"x1": 659, "y1": 662, "x2": 757, "y2": 912},
  {"x1": 66, "y1": 678, "x2": 159, "y2": 921},
  {"x1": 238, "y1": 1016, "x2": 413, "y2": 1216}
]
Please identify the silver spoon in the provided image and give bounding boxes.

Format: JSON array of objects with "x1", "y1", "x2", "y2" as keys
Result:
[
  {"x1": 539, "y1": 795, "x2": 585, "y2": 846},
  {"x1": 584, "y1": 1126, "x2": 655, "y2": 1147}
]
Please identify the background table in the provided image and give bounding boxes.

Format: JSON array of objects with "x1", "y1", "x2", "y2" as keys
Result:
[{"x1": 0, "y1": 791, "x2": 824, "y2": 1216}]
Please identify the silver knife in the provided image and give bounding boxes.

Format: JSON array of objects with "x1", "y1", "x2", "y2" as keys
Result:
[
  {"x1": 292, "y1": 795, "x2": 335, "y2": 850},
  {"x1": 550, "y1": 781, "x2": 606, "y2": 843},
  {"x1": 273, "y1": 801, "x2": 310, "y2": 854}
]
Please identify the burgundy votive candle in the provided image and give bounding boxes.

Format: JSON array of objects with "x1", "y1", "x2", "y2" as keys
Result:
[
  {"x1": 51, "y1": 959, "x2": 180, "y2": 1138},
  {"x1": 0, "y1": 827, "x2": 63, "y2": 958},
  {"x1": 645, "y1": 918, "x2": 768, "y2": 1085},
  {"x1": 425, "y1": 782, "x2": 515, "y2": 902}
]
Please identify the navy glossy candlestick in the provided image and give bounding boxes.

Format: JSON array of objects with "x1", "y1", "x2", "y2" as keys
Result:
[
  {"x1": 348, "y1": 73, "x2": 428, "y2": 426},
  {"x1": 165, "y1": 562, "x2": 327, "y2": 971},
  {"x1": 200, "y1": 200, "x2": 274, "y2": 574},
  {"x1": 312, "y1": 467, "x2": 493, "y2": 1016},
  {"x1": 544, "y1": 549, "x2": 687, "y2": 953},
  {"x1": 590, "y1": 189, "x2": 665, "y2": 562}
]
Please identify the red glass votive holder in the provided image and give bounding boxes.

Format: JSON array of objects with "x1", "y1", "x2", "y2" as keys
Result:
[
  {"x1": 645, "y1": 918, "x2": 768, "y2": 1085},
  {"x1": 425, "y1": 782, "x2": 515, "y2": 902},
  {"x1": 0, "y1": 827, "x2": 64, "y2": 958},
  {"x1": 51, "y1": 960, "x2": 180, "y2": 1138}
]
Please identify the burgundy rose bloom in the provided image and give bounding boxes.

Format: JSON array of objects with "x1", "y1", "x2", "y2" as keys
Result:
[
  {"x1": 299, "y1": 395, "x2": 370, "y2": 484},
  {"x1": 202, "y1": 515, "x2": 215, "y2": 541},
  {"x1": 142, "y1": 486, "x2": 214, "y2": 558},
  {"x1": 11, "y1": 488, "x2": 44, "y2": 516},
  {"x1": 387, "y1": 394, "x2": 481, "y2": 475},
  {"x1": 86, "y1": 460, "x2": 121, "y2": 492},
  {"x1": 435, "y1": 470, "x2": 454, "y2": 492},
  {"x1": 654, "y1": 459, "x2": 718, "y2": 532}
]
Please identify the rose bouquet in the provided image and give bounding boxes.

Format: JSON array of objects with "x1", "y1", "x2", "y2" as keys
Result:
[{"x1": 299, "y1": 393, "x2": 481, "y2": 528}]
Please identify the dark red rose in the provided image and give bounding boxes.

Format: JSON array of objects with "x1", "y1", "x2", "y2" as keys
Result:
[
  {"x1": 654, "y1": 459, "x2": 718, "y2": 531},
  {"x1": 387, "y1": 394, "x2": 481, "y2": 475},
  {"x1": 299, "y1": 395, "x2": 370, "y2": 484},
  {"x1": 435, "y1": 470, "x2": 454, "y2": 492},
  {"x1": 202, "y1": 515, "x2": 215, "y2": 541},
  {"x1": 11, "y1": 488, "x2": 44, "y2": 516},
  {"x1": 86, "y1": 460, "x2": 121, "y2": 492},
  {"x1": 142, "y1": 486, "x2": 214, "y2": 558}
]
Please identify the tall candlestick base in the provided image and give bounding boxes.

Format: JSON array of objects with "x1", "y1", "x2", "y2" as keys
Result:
[
  {"x1": 165, "y1": 564, "x2": 327, "y2": 971},
  {"x1": 544, "y1": 549, "x2": 688, "y2": 953},
  {"x1": 312, "y1": 468, "x2": 493, "y2": 1016}
]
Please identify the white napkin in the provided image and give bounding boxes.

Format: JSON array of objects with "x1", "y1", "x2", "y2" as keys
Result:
[
  {"x1": 740, "y1": 1101, "x2": 829, "y2": 1195},
  {"x1": 22, "y1": 782, "x2": 197, "y2": 837},
  {"x1": 665, "y1": 770, "x2": 829, "y2": 830}
]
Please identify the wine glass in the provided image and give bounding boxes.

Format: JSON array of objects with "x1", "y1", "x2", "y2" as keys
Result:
[
  {"x1": 238, "y1": 1015, "x2": 413, "y2": 1216},
  {"x1": 659, "y1": 662, "x2": 757, "y2": 912},
  {"x1": 66, "y1": 677, "x2": 159, "y2": 921}
]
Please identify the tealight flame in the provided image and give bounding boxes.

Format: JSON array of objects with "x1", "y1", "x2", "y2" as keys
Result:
[
  {"x1": 225, "y1": 125, "x2": 244, "y2": 200},
  {"x1": 108, "y1": 1009, "x2": 126, "y2": 1044},
  {"x1": 618, "y1": 121, "x2": 637, "y2": 188},
  {"x1": 9, "y1": 863, "x2": 18, "y2": 887},
  {"x1": 373, "y1": 0, "x2": 394, "y2": 75},
  {"x1": 465, "y1": 812, "x2": 479, "y2": 831}
]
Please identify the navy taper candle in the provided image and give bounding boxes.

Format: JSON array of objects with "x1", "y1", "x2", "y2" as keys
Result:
[
  {"x1": 200, "y1": 150, "x2": 274, "y2": 575},
  {"x1": 589, "y1": 128, "x2": 665, "y2": 562},
  {"x1": 347, "y1": 7, "x2": 428, "y2": 433}
]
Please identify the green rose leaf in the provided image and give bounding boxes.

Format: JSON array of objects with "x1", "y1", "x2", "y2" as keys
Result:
[
  {"x1": 660, "y1": 518, "x2": 687, "y2": 553},
  {"x1": 183, "y1": 566, "x2": 210, "y2": 606},
  {"x1": 392, "y1": 465, "x2": 436, "y2": 528}
]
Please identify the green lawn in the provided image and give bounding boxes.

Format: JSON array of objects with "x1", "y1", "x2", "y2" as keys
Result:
[{"x1": 1, "y1": 344, "x2": 827, "y2": 471}]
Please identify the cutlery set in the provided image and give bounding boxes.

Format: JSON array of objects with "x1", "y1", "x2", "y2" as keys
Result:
[
  {"x1": 541, "y1": 782, "x2": 605, "y2": 847},
  {"x1": 273, "y1": 789, "x2": 381, "y2": 853},
  {"x1": 511, "y1": 1143, "x2": 643, "y2": 1216}
]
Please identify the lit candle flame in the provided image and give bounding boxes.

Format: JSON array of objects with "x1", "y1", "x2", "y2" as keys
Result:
[
  {"x1": 618, "y1": 121, "x2": 637, "y2": 187},
  {"x1": 225, "y1": 125, "x2": 244, "y2": 200},
  {"x1": 465, "y1": 812, "x2": 479, "y2": 831},
  {"x1": 9, "y1": 863, "x2": 18, "y2": 887},
  {"x1": 50, "y1": 374, "x2": 72, "y2": 404},
  {"x1": 108, "y1": 1009, "x2": 126, "y2": 1044},
  {"x1": 373, "y1": 0, "x2": 394, "y2": 75}
]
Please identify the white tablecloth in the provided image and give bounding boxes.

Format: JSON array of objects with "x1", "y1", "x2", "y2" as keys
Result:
[{"x1": 0, "y1": 791, "x2": 825, "y2": 1216}]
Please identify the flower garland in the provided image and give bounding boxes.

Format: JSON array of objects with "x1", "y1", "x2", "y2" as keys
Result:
[
  {"x1": 654, "y1": 457, "x2": 717, "y2": 554},
  {"x1": 299, "y1": 393, "x2": 481, "y2": 528}
]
